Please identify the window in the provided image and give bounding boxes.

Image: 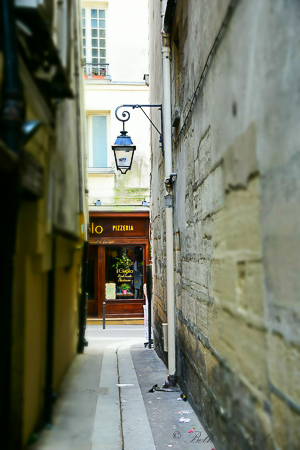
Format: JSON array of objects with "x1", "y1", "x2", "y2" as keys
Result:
[
  {"x1": 105, "y1": 246, "x2": 144, "y2": 299},
  {"x1": 86, "y1": 114, "x2": 111, "y2": 170},
  {"x1": 82, "y1": 8, "x2": 108, "y2": 77}
]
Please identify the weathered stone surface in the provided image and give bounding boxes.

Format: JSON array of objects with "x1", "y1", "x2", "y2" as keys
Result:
[
  {"x1": 286, "y1": 345, "x2": 300, "y2": 406},
  {"x1": 253, "y1": 407, "x2": 274, "y2": 450},
  {"x1": 149, "y1": 0, "x2": 300, "y2": 447},
  {"x1": 198, "y1": 339, "x2": 208, "y2": 381},
  {"x1": 211, "y1": 257, "x2": 237, "y2": 305},
  {"x1": 271, "y1": 394, "x2": 289, "y2": 449},
  {"x1": 268, "y1": 334, "x2": 300, "y2": 407},
  {"x1": 263, "y1": 235, "x2": 300, "y2": 345},
  {"x1": 268, "y1": 333, "x2": 287, "y2": 393},
  {"x1": 196, "y1": 299, "x2": 209, "y2": 335},
  {"x1": 288, "y1": 408, "x2": 300, "y2": 446},
  {"x1": 213, "y1": 177, "x2": 262, "y2": 259},
  {"x1": 244, "y1": 261, "x2": 265, "y2": 317},
  {"x1": 195, "y1": 127, "x2": 211, "y2": 185},
  {"x1": 223, "y1": 122, "x2": 258, "y2": 189}
]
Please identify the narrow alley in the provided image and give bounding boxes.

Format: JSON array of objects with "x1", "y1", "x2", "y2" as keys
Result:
[
  {"x1": 29, "y1": 326, "x2": 213, "y2": 450},
  {"x1": 1, "y1": 1, "x2": 300, "y2": 449}
]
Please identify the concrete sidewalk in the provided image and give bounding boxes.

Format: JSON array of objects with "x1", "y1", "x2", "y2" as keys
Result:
[{"x1": 29, "y1": 326, "x2": 214, "y2": 449}]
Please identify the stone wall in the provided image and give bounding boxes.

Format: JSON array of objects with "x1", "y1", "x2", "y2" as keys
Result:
[
  {"x1": 149, "y1": 0, "x2": 300, "y2": 448},
  {"x1": 148, "y1": 0, "x2": 167, "y2": 356}
]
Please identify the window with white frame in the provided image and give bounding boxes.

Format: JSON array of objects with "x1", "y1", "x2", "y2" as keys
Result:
[
  {"x1": 86, "y1": 115, "x2": 111, "y2": 169},
  {"x1": 82, "y1": 7, "x2": 107, "y2": 76}
]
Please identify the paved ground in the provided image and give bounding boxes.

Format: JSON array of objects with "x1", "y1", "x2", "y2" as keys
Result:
[{"x1": 29, "y1": 325, "x2": 214, "y2": 449}]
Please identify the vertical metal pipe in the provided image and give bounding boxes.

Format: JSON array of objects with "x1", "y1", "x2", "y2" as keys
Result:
[
  {"x1": 103, "y1": 302, "x2": 106, "y2": 329},
  {"x1": 162, "y1": 22, "x2": 176, "y2": 375},
  {"x1": 73, "y1": 0, "x2": 89, "y2": 355},
  {"x1": 44, "y1": 237, "x2": 56, "y2": 425},
  {"x1": 73, "y1": 0, "x2": 85, "y2": 214},
  {"x1": 162, "y1": 44, "x2": 172, "y2": 180},
  {"x1": 165, "y1": 205, "x2": 176, "y2": 375},
  {"x1": 146, "y1": 265, "x2": 153, "y2": 348},
  {"x1": 77, "y1": 243, "x2": 89, "y2": 353}
]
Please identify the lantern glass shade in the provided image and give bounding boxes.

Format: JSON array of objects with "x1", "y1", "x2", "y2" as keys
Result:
[{"x1": 112, "y1": 131, "x2": 136, "y2": 174}]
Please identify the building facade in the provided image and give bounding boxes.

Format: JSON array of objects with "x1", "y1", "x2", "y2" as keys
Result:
[
  {"x1": 0, "y1": 1, "x2": 88, "y2": 447},
  {"x1": 88, "y1": 210, "x2": 150, "y2": 319},
  {"x1": 82, "y1": 0, "x2": 151, "y2": 322},
  {"x1": 149, "y1": 0, "x2": 300, "y2": 448}
]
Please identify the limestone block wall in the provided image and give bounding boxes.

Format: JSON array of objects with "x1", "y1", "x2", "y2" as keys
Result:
[
  {"x1": 148, "y1": 0, "x2": 167, "y2": 349},
  {"x1": 149, "y1": 0, "x2": 300, "y2": 448}
]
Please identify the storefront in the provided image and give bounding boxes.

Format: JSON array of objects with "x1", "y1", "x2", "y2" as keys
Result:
[{"x1": 87, "y1": 211, "x2": 150, "y2": 319}]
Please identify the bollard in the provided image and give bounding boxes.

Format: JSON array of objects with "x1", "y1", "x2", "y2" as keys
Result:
[{"x1": 103, "y1": 302, "x2": 106, "y2": 329}]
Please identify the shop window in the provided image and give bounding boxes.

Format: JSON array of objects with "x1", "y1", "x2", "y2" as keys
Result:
[{"x1": 105, "y1": 246, "x2": 144, "y2": 299}]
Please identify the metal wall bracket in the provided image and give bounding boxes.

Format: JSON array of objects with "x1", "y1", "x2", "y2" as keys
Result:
[
  {"x1": 115, "y1": 104, "x2": 164, "y2": 153},
  {"x1": 164, "y1": 173, "x2": 177, "y2": 186}
]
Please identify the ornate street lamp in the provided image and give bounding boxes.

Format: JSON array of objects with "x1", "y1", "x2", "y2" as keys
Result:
[
  {"x1": 112, "y1": 108, "x2": 136, "y2": 174},
  {"x1": 112, "y1": 104, "x2": 163, "y2": 174},
  {"x1": 111, "y1": 129, "x2": 136, "y2": 174}
]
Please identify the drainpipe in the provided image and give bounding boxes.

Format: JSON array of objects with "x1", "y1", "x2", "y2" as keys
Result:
[
  {"x1": 44, "y1": 237, "x2": 56, "y2": 426},
  {"x1": 73, "y1": 2, "x2": 88, "y2": 353},
  {"x1": 161, "y1": 0, "x2": 176, "y2": 381}
]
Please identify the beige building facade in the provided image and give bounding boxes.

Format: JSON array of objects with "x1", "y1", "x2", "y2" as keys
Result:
[
  {"x1": 82, "y1": 0, "x2": 150, "y2": 207},
  {"x1": 82, "y1": 0, "x2": 151, "y2": 323},
  {"x1": 149, "y1": 1, "x2": 300, "y2": 448}
]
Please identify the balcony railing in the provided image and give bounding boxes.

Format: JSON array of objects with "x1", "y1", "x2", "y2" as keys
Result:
[{"x1": 84, "y1": 63, "x2": 110, "y2": 79}]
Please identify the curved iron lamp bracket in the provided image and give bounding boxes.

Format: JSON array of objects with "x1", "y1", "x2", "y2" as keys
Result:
[{"x1": 115, "y1": 104, "x2": 163, "y2": 153}]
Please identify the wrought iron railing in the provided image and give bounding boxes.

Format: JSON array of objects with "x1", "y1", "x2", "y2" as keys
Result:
[{"x1": 84, "y1": 63, "x2": 110, "y2": 78}]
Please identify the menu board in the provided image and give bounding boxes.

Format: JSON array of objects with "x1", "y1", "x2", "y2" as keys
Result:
[{"x1": 105, "y1": 283, "x2": 116, "y2": 300}]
